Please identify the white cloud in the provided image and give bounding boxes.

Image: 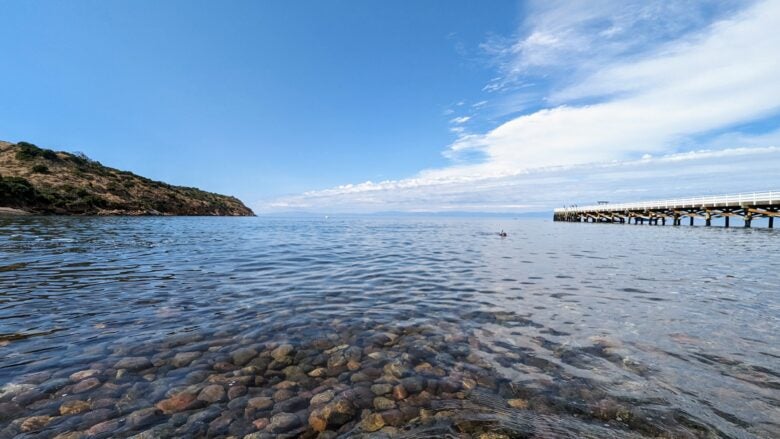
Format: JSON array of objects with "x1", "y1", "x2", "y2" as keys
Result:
[
  {"x1": 482, "y1": 0, "x2": 746, "y2": 92},
  {"x1": 264, "y1": 0, "x2": 780, "y2": 213},
  {"x1": 439, "y1": 0, "x2": 780, "y2": 177},
  {"x1": 258, "y1": 147, "x2": 780, "y2": 213},
  {"x1": 450, "y1": 116, "x2": 471, "y2": 124}
]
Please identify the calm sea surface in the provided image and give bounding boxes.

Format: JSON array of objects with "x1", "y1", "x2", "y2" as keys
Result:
[{"x1": 0, "y1": 217, "x2": 778, "y2": 438}]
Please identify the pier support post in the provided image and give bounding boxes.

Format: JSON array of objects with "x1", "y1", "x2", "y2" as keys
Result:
[
  {"x1": 662, "y1": 217, "x2": 666, "y2": 226},
  {"x1": 725, "y1": 216, "x2": 729, "y2": 228},
  {"x1": 770, "y1": 217, "x2": 774, "y2": 229},
  {"x1": 673, "y1": 214, "x2": 680, "y2": 226},
  {"x1": 744, "y1": 213, "x2": 752, "y2": 228},
  {"x1": 689, "y1": 216, "x2": 694, "y2": 226},
  {"x1": 705, "y1": 211, "x2": 711, "y2": 227}
]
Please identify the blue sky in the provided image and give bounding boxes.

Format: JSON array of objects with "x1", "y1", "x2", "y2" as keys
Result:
[{"x1": 2, "y1": 1, "x2": 779, "y2": 212}]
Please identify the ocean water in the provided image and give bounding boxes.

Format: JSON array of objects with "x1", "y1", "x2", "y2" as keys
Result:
[{"x1": 0, "y1": 216, "x2": 778, "y2": 438}]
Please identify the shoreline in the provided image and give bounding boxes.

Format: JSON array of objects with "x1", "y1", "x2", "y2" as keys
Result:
[{"x1": 0, "y1": 207, "x2": 32, "y2": 216}]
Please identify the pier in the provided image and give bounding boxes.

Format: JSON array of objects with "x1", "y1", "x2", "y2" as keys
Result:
[{"x1": 553, "y1": 191, "x2": 779, "y2": 228}]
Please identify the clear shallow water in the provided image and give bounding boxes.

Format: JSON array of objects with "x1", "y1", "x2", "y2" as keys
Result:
[{"x1": 0, "y1": 216, "x2": 778, "y2": 438}]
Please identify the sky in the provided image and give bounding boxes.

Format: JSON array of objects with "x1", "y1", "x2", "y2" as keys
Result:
[{"x1": 2, "y1": 0, "x2": 779, "y2": 213}]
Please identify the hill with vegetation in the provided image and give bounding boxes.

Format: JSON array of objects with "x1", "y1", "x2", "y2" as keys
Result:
[{"x1": 0, "y1": 141, "x2": 254, "y2": 216}]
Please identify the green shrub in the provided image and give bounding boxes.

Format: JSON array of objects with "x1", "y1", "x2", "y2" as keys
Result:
[
  {"x1": 42, "y1": 150, "x2": 58, "y2": 160},
  {"x1": 15, "y1": 142, "x2": 41, "y2": 160},
  {"x1": 15, "y1": 142, "x2": 59, "y2": 161},
  {"x1": 68, "y1": 152, "x2": 90, "y2": 166},
  {"x1": 0, "y1": 175, "x2": 42, "y2": 206},
  {"x1": 32, "y1": 164, "x2": 49, "y2": 174}
]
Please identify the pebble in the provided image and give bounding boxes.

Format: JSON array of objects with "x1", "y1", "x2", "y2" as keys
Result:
[
  {"x1": 401, "y1": 376, "x2": 425, "y2": 393},
  {"x1": 273, "y1": 388, "x2": 294, "y2": 402},
  {"x1": 11, "y1": 388, "x2": 45, "y2": 405},
  {"x1": 198, "y1": 384, "x2": 226, "y2": 403},
  {"x1": 380, "y1": 409, "x2": 404, "y2": 426},
  {"x1": 391, "y1": 384, "x2": 408, "y2": 400},
  {"x1": 171, "y1": 352, "x2": 201, "y2": 368},
  {"x1": 247, "y1": 396, "x2": 274, "y2": 410},
  {"x1": 0, "y1": 402, "x2": 23, "y2": 421},
  {"x1": 127, "y1": 407, "x2": 161, "y2": 428},
  {"x1": 228, "y1": 385, "x2": 247, "y2": 400},
  {"x1": 81, "y1": 408, "x2": 115, "y2": 426},
  {"x1": 383, "y1": 359, "x2": 409, "y2": 378},
  {"x1": 69, "y1": 369, "x2": 101, "y2": 382},
  {"x1": 270, "y1": 344, "x2": 294, "y2": 361},
  {"x1": 478, "y1": 433, "x2": 511, "y2": 439},
  {"x1": 347, "y1": 360, "x2": 361, "y2": 371},
  {"x1": 373, "y1": 396, "x2": 396, "y2": 410},
  {"x1": 18, "y1": 371, "x2": 52, "y2": 385},
  {"x1": 60, "y1": 399, "x2": 91, "y2": 415},
  {"x1": 308, "y1": 367, "x2": 327, "y2": 377},
  {"x1": 278, "y1": 395, "x2": 309, "y2": 413},
  {"x1": 72, "y1": 377, "x2": 101, "y2": 393},
  {"x1": 360, "y1": 412, "x2": 385, "y2": 432},
  {"x1": 156, "y1": 392, "x2": 199, "y2": 414},
  {"x1": 252, "y1": 417, "x2": 269, "y2": 430},
  {"x1": 508, "y1": 398, "x2": 529, "y2": 409},
  {"x1": 20, "y1": 415, "x2": 52, "y2": 432},
  {"x1": 310, "y1": 389, "x2": 335, "y2": 406},
  {"x1": 308, "y1": 409, "x2": 328, "y2": 432},
  {"x1": 315, "y1": 397, "x2": 355, "y2": 430},
  {"x1": 207, "y1": 413, "x2": 233, "y2": 435},
  {"x1": 39, "y1": 378, "x2": 70, "y2": 394},
  {"x1": 114, "y1": 357, "x2": 152, "y2": 371},
  {"x1": 371, "y1": 384, "x2": 393, "y2": 395},
  {"x1": 86, "y1": 418, "x2": 121, "y2": 436},
  {"x1": 268, "y1": 412, "x2": 301, "y2": 433},
  {"x1": 231, "y1": 347, "x2": 258, "y2": 366}
]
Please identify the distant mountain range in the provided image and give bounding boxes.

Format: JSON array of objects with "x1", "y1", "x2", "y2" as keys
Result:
[{"x1": 0, "y1": 141, "x2": 254, "y2": 216}]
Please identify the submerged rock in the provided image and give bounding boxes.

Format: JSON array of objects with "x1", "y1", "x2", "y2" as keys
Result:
[
  {"x1": 271, "y1": 344, "x2": 294, "y2": 362},
  {"x1": 508, "y1": 398, "x2": 528, "y2": 409},
  {"x1": 231, "y1": 347, "x2": 258, "y2": 366},
  {"x1": 20, "y1": 415, "x2": 52, "y2": 432},
  {"x1": 72, "y1": 377, "x2": 101, "y2": 393},
  {"x1": 127, "y1": 407, "x2": 162, "y2": 428},
  {"x1": 155, "y1": 392, "x2": 199, "y2": 414},
  {"x1": 115, "y1": 357, "x2": 152, "y2": 371},
  {"x1": 360, "y1": 412, "x2": 385, "y2": 432},
  {"x1": 69, "y1": 369, "x2": 101, "y2": 382},
  {"x1": 59, "y1": 400, "x2": 91, "y2": 415},
  {"x1": 171, "y1": 352, "x2": 200, "y2": 368},
  {"x1": 198, "y1": 384, "x2": 226, "y2": 403},
  {"x1": 268, "y1": 412, "x2": 301, "y2": 433}
]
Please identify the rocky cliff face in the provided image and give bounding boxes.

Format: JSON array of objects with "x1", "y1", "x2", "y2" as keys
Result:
[{"x1": 0, "y1": 141, "x2": 254, "y2": 216}]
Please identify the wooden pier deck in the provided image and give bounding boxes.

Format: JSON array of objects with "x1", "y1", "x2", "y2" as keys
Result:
[{"x1": 553, "y1": 191, "x2": 779, "y2": 228}]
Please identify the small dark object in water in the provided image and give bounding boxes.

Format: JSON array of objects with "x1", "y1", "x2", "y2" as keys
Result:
[{"x1": 499, "y1": 230, "x2": 507, "y2": 237}]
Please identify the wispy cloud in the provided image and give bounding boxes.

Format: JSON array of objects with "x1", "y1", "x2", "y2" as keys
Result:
[{"x1": 264, "y1": 0, "x2": 780, "y2": 213}]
